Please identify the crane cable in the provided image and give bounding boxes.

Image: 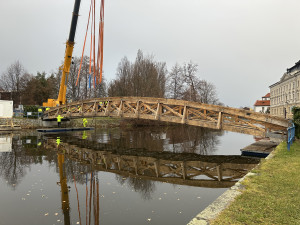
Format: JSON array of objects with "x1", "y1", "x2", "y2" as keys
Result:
[
  {"x1": 76, "y1": 0, "x2": 105, "y2": 87},
  {"x1": 93, "y1": 0, "x2": 96, "y2": 88},
  {"x1": 75, "y1": 0, "x2": 92, "y2": 86},
  {"x1": 96, "y1": 0, "x2": 104, "y2": 84}
]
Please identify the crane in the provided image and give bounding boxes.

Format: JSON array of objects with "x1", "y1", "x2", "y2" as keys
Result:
[{"x1": 43, "y1": 0, "x2": 81, "y2": 107}]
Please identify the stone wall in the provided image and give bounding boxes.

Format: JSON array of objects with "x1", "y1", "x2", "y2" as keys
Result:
[{"x1": 0, "y1": 118, "x2": 43, "y2": 129}]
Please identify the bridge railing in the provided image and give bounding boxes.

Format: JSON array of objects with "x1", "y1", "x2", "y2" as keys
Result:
[
  {"x1": 287, "y1": 123, "x2": 295, "y2": 151},
  {"x1": 42, "y1": 97, "x2": 289, "y2": 137}
]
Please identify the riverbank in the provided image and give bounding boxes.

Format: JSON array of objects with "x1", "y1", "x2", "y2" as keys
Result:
[
  {"x1": 0, "y1": 117, "x2": 122, "y2": 129},
  {"x1": 0, "y1": 117, "x2": 170, "y2": 130},
  {"x1": 210, "y1": 141, "x2": 300, "y2": 224}
]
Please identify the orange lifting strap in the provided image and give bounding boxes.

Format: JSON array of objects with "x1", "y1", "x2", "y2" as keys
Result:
[{"x1": 76, "y1": 0, "x2": 105, "y2": 87}]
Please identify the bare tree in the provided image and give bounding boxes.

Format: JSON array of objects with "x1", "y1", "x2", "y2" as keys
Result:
[
  {"x1": 196, "y1": 80, "x2": 219, "y2": 104},
  {"x1": 166, "y1": 63, "x2": 184, "y2": 99},
  {"x1": 108, "y1": 50, "x2": 167, "y2": 98},
  {"x1": 181, "y1": 61, "x2": 199, "y2": 102},
  {"x1": 0, "y1": 61, "x2": 26, "y2": 93}
]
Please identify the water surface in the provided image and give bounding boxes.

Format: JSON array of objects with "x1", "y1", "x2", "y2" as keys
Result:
[{"x1": 0, "y1": 126, "x2": 259, "y2": 225}]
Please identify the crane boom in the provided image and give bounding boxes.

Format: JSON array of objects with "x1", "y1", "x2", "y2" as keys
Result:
[{"x1": 43, "y1": 0, "x2": 81, "y2": 107}]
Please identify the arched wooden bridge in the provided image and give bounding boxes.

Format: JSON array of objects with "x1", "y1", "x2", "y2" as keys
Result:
[{"x1": 43, "y1": 97, "x2": 289, "y2": 136}]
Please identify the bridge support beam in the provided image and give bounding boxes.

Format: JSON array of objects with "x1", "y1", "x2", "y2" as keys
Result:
[
  {"x1": 217, "y1": 112, "x2": 222, "y2": 129},
  {"x1": 155, "y1": 103, "x2": 162, "y2": 120},
  {"x1": 181, "y1": 105, "x2": 187, "y2": 124}
]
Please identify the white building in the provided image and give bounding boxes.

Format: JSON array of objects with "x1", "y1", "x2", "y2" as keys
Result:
[
  {"x1": 269, "y1": 60, "x2": 300, "y2": 118},
  {"x1": 0, "y1": 100, "x2": 13, "y2": 118},
  {"x1": 253, "y1": 93, "x2": 270, "y2": 113},
  {"x1": 0, "y1": 136, "x2": 12, "y2": 153}
]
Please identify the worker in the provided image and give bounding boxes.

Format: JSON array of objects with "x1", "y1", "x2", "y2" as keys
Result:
[
  {"x1": 56, "y1": 137, "x2": 61, "y2": 147},
  {"x1": 82, "y1": 131, "x2": 87, "y2": 139},
  {"x1": 57, "y1": 114, "x2": 64, "y2": 127},
  {"x1": 37, "y1": 141, "x2": 42, "y2": 147},
  {"x1": 82, "y1": 118, "x2": 88, "y2": 127},
  {"x1": 38, "y1": 108, "x2": 43, "y2": 118},
  {"x1": 46, "y1": 107, "x2": 50, "y2": 111}
]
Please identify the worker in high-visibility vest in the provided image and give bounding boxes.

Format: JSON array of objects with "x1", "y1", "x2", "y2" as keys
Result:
[
  {"x1": 82, "y1": 118, "x2": 88, "y2": 127},
  {"x1": 46, "y1": 107, "x2": 50, "y2": 111},
  {"x1": 82, "y1": 131, "x2": 87, "y2": 139},
  {"x1": 38, "y1": 108, "x2": 43, "y2": 118},
  {"x1": 56, "y1": 137, "x2": 61, "y2": 147},
  {"x1": 57, "y1": 115, "x2": 64, "y2": 127}
]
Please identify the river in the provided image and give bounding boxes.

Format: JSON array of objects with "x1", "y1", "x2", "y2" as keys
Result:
[{"x1": 0, "y1": 126, "x2": 259, "y2": 225}]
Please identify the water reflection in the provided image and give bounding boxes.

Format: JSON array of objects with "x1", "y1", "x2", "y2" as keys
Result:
[
  {"x1": 70, "y1": 126, "x2": 223, "y2": 155},
  {"x1": 0, "y1": 127, "x2": 259, "y2": 225}
]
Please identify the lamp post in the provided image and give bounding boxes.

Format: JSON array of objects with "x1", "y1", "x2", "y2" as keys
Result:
[{"x1": 284, "y1": 93, "x2": 289, "y2": 119}]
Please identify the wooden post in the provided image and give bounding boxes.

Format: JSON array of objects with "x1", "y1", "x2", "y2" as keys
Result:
[
  {"x1": 203, "y1": 109, "x2": 207, "y2": 119},
  {"x1": 103, "y1": 155, "x2": 108, "y2": 169},
  {"x1": 155, "y1": 103, "x2": 162, "y2": 120},
  {"x1": 93, "y1": 101, "x2": 97, "y2": 116},
  {"x1": 216, "y1": 165, "x2": 222, "y2": 181},
  {"x1": 118, "y1": 100, "x2": 123, "y2": 117},
  {"x1": 80, "y1": 103, "x2": 83, "y2": 116},
  {"x1": 181, "y1": 105, "x2": 187, "y2": 124},
  {"x1": 181, "y1": 162, "x2": 186, "y2": 180},
  {"x1": 135, "y1": 100, "x2": 140, "y2": 118},
  {"x1": 154, "y1": 160, "x2": 160, "y2": 178},
  {"x1": 133, "y1": 157, "x2": 138, "y2": 175},
  {"x1": 217, "y1": 112, "x2": 222, "y2": 129},
  {"x1": 10, "y1": 118, "x2": 14, "y2": 128},
  {"x1": 104, "y1": 100, "x2": 110, "y2": 116},
  {"x1": 117, "y1": 156, "x2": 121, "y2": 170}
]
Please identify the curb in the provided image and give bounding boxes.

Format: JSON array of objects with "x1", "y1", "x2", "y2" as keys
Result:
[{"x1": 187, "y1": 145, "x2": 278, "y2": 225}]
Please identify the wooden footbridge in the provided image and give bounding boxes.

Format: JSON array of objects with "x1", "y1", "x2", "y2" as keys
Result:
[
  {"x1": 44, "y1": 136, "x2": 260, "y2": 188},
  {"x1": 43, "y1": 97, "x2": 289, "y2": 136}
]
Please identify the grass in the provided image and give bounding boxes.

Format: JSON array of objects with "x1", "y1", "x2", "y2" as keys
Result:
[{"x1": 211, "y1": 140, "x2": 300, "y2": 225}]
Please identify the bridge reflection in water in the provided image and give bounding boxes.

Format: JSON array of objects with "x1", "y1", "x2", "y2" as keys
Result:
[
  {"x1": 0, "y1": 129, "x2": 260, "y2": 225},
  {"x1": 44, "y1": 134, "x2": 260, "y2": 189}
]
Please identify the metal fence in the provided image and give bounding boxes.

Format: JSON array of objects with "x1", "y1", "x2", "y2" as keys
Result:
[{"x1": 287, "y1": 123, "x2": 295, "y2": 151}]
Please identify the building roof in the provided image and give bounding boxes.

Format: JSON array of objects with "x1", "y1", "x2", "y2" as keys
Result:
[
  {"x1": 254, "y1": 100, "x2": 270, "y2": 106},
  {"x1": 269, "y1": 60, "x2": 300, "y2": 88},
  {"x1": 262, "y1": 93, "x2": 270, "y2": 98}
]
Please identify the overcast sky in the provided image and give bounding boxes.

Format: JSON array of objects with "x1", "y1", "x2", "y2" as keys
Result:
[{"x1": 1, "y1": 0, "x2": 300, "y2": 107}]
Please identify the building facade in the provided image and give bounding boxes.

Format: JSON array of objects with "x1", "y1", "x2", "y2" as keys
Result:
[
  {"x1": 269, "y1": 60, "x2": 300, "y2": 119},
  {"x1": 254, "y1": 93, "x2": 270, "y2": 113}
]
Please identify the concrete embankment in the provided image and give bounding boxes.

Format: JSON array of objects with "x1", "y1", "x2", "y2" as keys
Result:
[
  {"x1": 189, "y1": 140, "x2": 300, "y2": 225},
  {"x1": 188, "y1": 139, "x2": 281, "y2": 225}
]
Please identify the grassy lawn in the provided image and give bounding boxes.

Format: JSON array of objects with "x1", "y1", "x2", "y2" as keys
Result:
[{"x1": 211, "y1": 141, "x2": 300, "y2": 225}]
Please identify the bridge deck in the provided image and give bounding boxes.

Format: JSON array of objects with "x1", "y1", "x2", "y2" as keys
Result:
[{"x1": 43, "y1": 97, "x2": 289, "y2": 137}]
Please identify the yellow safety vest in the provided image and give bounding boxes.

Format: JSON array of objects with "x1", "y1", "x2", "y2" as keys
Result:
[
  {"x1": 57, "y1": 115, "x2": 63, "y2": 122},
  {"x1": 56, "y1": 137, "x2": 61, "y2": 146}
]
